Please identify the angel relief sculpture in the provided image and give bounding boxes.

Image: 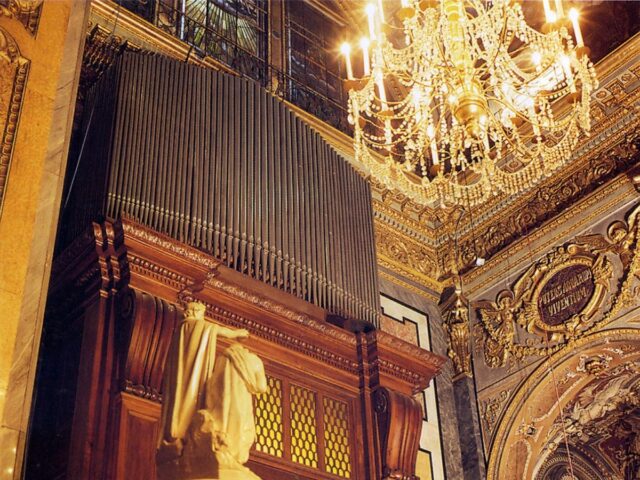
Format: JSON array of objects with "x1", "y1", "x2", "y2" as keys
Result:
[
  {"x1": 157, "y1": 302, "x2": 267, "y2": 480},
  {"x1": 476, "y1": 292, "x2": 516, "y2": 369},
  {"x1": 476, "y1": 203, "x2": 640, "y2": 369}
]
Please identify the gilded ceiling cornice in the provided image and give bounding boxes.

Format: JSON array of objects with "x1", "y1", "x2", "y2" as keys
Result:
[
  {"x1": 374, "y1": 219, "x2": 444, "y2": 293},
  {"x1": 373, "y1": 204, "x2": 437, "y2": 247},
  {"x1": 448, "y1": 58, "x2": 640, "y2": 246},
  {"x1": 461, "y1": 174, "x2": 638, "y2": 295},
  {"x1": 449, "y1": 134, "x2": 640, "y2": 279},
  {"x1": 378, "y1": 269, "x2": 440, "y2": 303}
]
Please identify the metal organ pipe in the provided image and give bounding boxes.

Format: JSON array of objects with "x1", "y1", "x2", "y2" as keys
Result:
[{"x1": 63, "y1": 51, "x2": 381, "y2": 327}]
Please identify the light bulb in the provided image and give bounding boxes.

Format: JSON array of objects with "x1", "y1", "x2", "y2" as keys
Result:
[
  {"x1": 340, "y1": 43, "x2": 354, "y2": 80},
  {"x1": 569, "y1": 8, "x2": 584, "y2": 47},
  {"x1": 366, "y1": 4, "x2": 377, "y2": 40},
  {"x1": 532, "y1": 51, "x2": 541, "y2": 65}
]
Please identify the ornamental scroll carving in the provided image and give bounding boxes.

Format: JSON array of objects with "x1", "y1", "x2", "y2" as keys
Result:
[
  {"x1": 0, "y1": 0, "x2": 43, "y2": 34},
  {"x1": 374, "y1": 387, "x2": 422, "y2": 480},
  {"x1": 476, "y1": 203, "x2": 640, "y2": 368},
  {"x1": 0, "y1": 26, "x2": 28, "y2": 217},
  {"x1": 375, "y1": 222, "x2": 438, "y2": 279},
  {"x1": 440, "y1": 288, "x2": 472, "y2": 379}
]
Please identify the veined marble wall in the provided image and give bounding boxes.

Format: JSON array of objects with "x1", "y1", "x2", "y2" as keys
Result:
[
  {"x1": 0, "y1": 1, "x2": 89, "y2": 477},
  {"x1": 380, "y1": 294, "x2": 445, "y2": 480},
  {"x1": 379, "y1": 276, "x2": 463, "y2": 480}
]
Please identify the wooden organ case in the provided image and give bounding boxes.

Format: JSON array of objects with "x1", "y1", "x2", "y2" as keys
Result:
[{"x1": 26, "y1": 52, "x2": 444, "y2": 480}]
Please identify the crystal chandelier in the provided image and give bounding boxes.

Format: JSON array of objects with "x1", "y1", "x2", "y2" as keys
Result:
[{"x1": 340, "y1": 0, "x2": 597, "y2": 207}]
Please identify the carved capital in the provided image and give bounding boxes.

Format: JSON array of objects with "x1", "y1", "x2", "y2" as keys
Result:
[
  {"x1": 440, "y1": 287, "x2": 472, "y2": 380},
  {"x1": 374, "y1": 387, "x2": 422, "y2": 480}
]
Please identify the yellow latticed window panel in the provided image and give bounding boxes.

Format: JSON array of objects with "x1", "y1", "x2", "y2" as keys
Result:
[
  {"x1": 323, "y1": 397, "x2": 352, "y2": 478},
  {"x1": 290, "y1": 384, "x2": 319, "y2": 468},
  {"x1": 254, "y1": 375, "x2": 284, "y2": 457}
]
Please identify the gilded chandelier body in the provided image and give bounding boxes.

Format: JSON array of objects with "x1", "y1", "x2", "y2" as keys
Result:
[{"x1": 343, "y1": 0, "x2": 597, "y2": 206}]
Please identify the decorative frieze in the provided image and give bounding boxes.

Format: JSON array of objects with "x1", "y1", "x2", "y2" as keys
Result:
[
  {"x1": 0, "y1": 27, "x2": 28, "y2": 217},
  {"x1": 440, "y1": 287, "x2": 472, "y2": 380}
]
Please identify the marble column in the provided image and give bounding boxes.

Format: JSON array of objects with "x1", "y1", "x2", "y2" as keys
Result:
[
  {"x1": 453, "y1": 376, "x2": 487, "y2": 480},
  {"x1": 0, "y1": 1, "x2": 90, "y2": 477}
]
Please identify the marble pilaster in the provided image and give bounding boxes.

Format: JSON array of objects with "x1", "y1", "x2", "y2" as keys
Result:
[{"x1": 0, "y1": 1, "x2": 90, "y2": 477}]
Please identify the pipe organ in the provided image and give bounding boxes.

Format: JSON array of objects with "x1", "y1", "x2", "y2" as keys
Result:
[
  {"x1": 26, "y1": 49, "x2": 444, "y2": 480},
  {"x1": 61, "y1": 51, "x2": 380, "y2": 326}
]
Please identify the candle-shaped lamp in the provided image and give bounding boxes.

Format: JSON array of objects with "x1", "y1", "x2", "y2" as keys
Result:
[
  {"x1": 375, "y1": 69, "x2": 388, "y2": 110},
  {"x1": 366, "y1": 4, "x2": 377, "y2": 41},
  {"x1": 542, "y1": 0, "x2": 556, "y2": 23},
  {"x1": 377, "y1": 0, "x2": 385, "y2": 22},
  {"x1": 341, "y1": 42, "x2": 354, "y2": 80},
  {"x1": 360, "y1": 37, "x2": 371, "y2": 76},
  {"x1": 427, "y1": 124, "x2": 439, "y2": 165},
  {"x1": 554, "y1": 0, "x2": 564, "y2": 18},
  {"x1": 560, "y1": 54, "x2": 576, "y2": 93},
  {"x1": 569, "y1": 8, "x2": 584, "y2": 47}
]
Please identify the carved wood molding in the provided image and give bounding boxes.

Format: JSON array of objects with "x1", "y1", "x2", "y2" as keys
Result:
[
  {"x1": 50, "y1": 218, "x2": 444, "y2": 411},
  {"x1": 117, "y1": 288, "x2": 181, "y2": 401},
  {"x1": 374, "y1": 330, "x2": 445, "y2": 394},
  {"x1": 46, "y1": 217, "x2": 446, "y2": 480},
  {"x1": 374, "y1": 387, "x2": 422, "y2": 480},
  {"x1": 0, "y1": 26, "x2": 29, "y2": 218}
]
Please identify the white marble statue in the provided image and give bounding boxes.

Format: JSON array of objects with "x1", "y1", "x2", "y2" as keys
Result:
[{"x1": 157, "y1": 302, "x2": 267, "y2": 480}]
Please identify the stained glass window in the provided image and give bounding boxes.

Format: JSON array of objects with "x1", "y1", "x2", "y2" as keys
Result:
[
  {"x1": 120, "y1": 0, "x2": 268, "y2": 81},
  {"x1": 284, "y1": 1, "x2": 348, "y2": 131}
]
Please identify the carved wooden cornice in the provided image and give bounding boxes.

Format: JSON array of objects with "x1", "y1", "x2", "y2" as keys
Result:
[
  {"x1": 50, "y1": 217, "x2": 444, "y2": 402},
  {"x1": 373, "y1": 330, "x2": 446, "y2": 394}
]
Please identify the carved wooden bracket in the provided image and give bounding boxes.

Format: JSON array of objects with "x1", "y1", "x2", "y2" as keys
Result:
[
  {"x1": 374, "y1": 387, "x2": 422, "y2": 480},
  {"x1": 117, "y1": 288, "x2": 181, "y2": 402}
]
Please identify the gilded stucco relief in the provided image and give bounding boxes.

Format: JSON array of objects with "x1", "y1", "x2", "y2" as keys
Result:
[
  {"x1": 487, "y1": 330, "x2": 640, "y2": 480},
  {"x1": 0, "y1": 0, "x2": 43, "y2": 34},
  {"x1": 476, "y1": 203, "x2": 640, "y2": 368},
  {"x1": 0, "y1": 26, "x2": 28, "y2": 217}
]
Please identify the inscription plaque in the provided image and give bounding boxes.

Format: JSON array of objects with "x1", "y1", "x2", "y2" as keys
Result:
[{"x1": 537, "y1": 264, "x2": 594, "y2": 326}]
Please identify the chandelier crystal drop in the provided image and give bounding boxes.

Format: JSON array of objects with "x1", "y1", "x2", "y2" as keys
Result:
[{"x1": 341, "y1": 0, "x2": 597, "y2": 207}]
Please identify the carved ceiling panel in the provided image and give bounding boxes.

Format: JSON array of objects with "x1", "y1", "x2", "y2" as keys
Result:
[{"x1": 0, "y1": 0, "x2": 43, "y2": 34}]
